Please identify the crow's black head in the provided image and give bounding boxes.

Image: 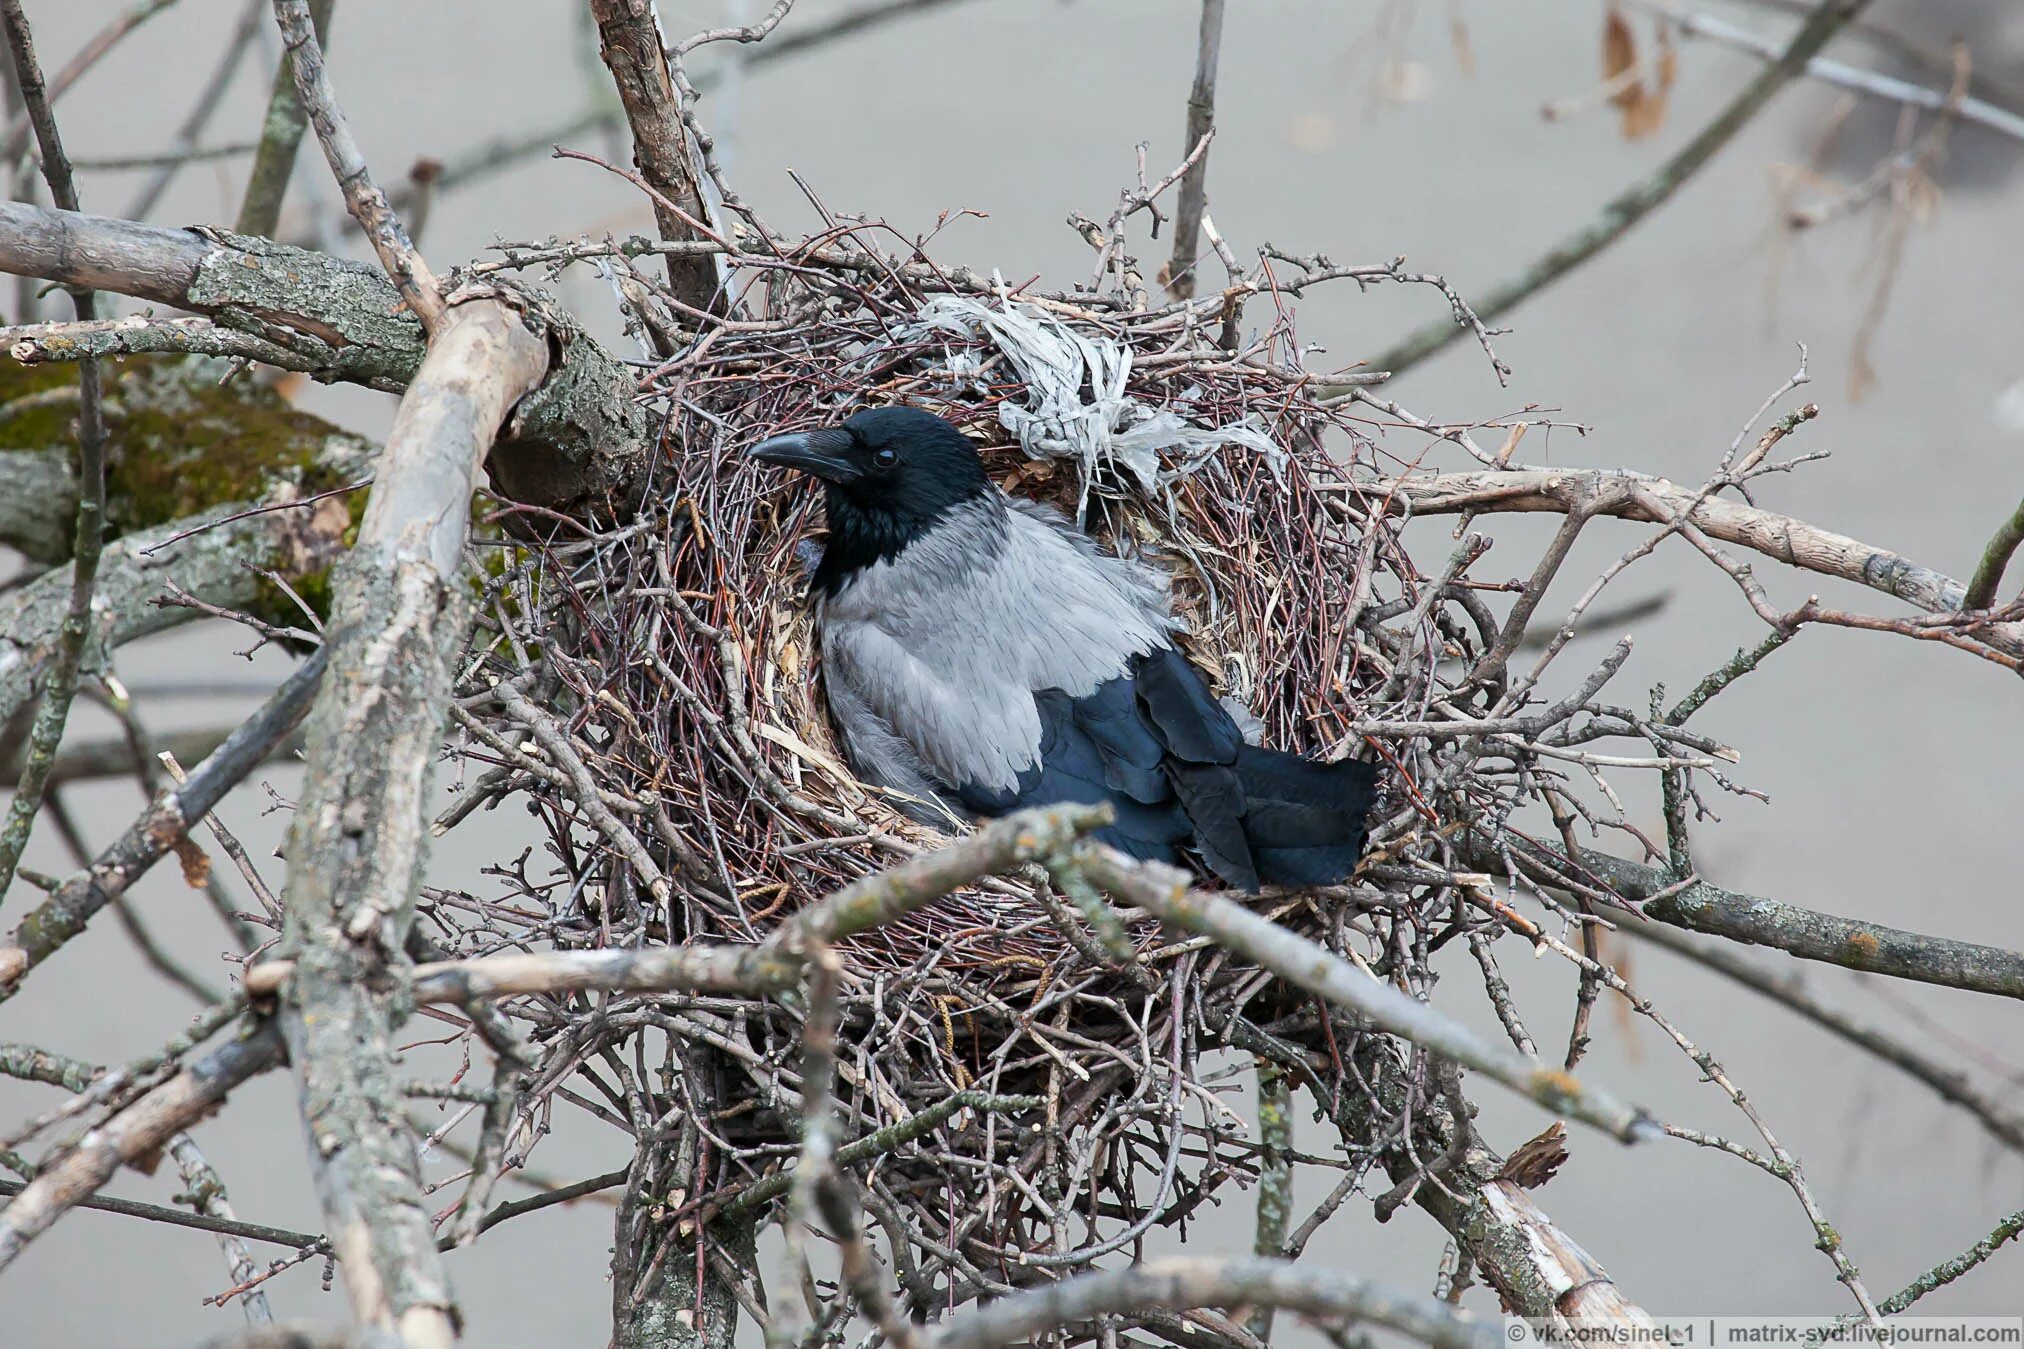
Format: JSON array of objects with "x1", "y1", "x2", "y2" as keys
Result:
[{"x1": 749, "y1": 407, "x2": 994, "y2": 591}]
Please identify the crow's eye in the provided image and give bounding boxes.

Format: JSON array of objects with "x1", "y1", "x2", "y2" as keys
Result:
[{"x1": 873, "y1": 447, "x2": 898, "y2": 468}]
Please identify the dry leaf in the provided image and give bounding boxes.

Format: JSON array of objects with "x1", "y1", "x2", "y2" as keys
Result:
[
  {"x1": 1496, "y1": 1121, "x2": 1568, "y2": 1189},
  {"x1": 173, "y1": 835, "x2": 212, "y2": 890},
  {"x1": 1603, "y1": 8, "x2": 1639, "y2": 104},
  {"x1": 754, "y1": 721, "x2": 855, "y2": 788},
  {"x1": 1602, "y1": 8, "x2": 1668, "y2": 140},
  {"x1": 1450, "y1": 14, "x2": 1476, "y2": 78}
]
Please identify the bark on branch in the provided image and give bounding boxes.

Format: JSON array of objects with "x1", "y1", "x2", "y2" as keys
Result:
[
  {"x1": 1576, "y1": 848, "x2": 2024, "y2": 1000},
  {"x1": 275, "y1": 291, "x2": 548, "y2": 1348},
  {"x1": 0, "y1": 201, "x2": 650, "y2": 517}
]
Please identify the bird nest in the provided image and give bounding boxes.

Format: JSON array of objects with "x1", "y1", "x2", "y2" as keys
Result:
[{"x1": 434, "y1": 199, "x2": 1661, "y2": 1270}]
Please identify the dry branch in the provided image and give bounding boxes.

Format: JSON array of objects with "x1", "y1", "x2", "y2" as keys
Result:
[
  {"x1": 1374, "y1": 467, "x2": 2024, "y2": 658},
  {"x1": 0, "y1": 649, "x2": 324, "y2": 998},
  {"x1": 0, "y1": 1022, "x2": 285, "y2": 1272},
  {"x1": 589, "y1": 0, "x2": 722, "y2": 310}
]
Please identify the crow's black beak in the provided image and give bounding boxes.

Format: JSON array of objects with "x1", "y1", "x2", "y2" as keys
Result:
[{"x1": 747, "y1": 428, "x2": 861, "y2": 484}]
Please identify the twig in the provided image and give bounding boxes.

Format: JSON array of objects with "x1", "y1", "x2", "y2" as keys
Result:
[
  {"x1": 1077, "y1": 847, "x2": 1658, "y2": 1142},
  {"x1": 1875, "y1": 1206, "x2": 2024, "y2": 1314},
  {"x1": 0, "y1": 0, "x2": 107, "y2": 908},
  {"x1": 0, "y1": 1172, "x2": 319, "y2": 1252},
  {"x1": 1370, "y1": 0, "x2": 1876, "y2": 378},
  {"x1": 269, "y1": 0, "x2": 443, "y2": 331},
  {"x1": 1163, "y1": 0, "x2": 1224, "y2": 300},
  {"x1": 1964, "y1": 490, "x2": 2024, "y2": 610},
  {"x1": 166, "y1": 1133, "x2": 279, "y2": 1322},
  {"x1": 0, "y1": 1022, "x2": 286, "y2": 1271},
  {"x1": 0, "y1": 650, "x2": 324, "y2": 997},
  {"x1": 236, "y1": 0, "x2": 333, "y2": 236}
]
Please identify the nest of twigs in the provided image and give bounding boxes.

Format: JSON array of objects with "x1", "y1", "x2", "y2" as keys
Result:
[{"x1": 438, "y1": 203, "x2": 1623, "y2": 1270}]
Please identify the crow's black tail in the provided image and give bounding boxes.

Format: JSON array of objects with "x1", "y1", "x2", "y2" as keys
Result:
[
  {"x1": 1131, "y1": 646, "x2": 1378, "y2": 890},
  {"x1": 1233, "y1": 744, "x2": 1377, "y2": 887},
  {"x1": 1167, "y1": 746, "x2": 1377, "y2": 890}
]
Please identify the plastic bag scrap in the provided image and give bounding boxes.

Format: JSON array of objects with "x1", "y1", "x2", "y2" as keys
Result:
[{"x1": 904, "y1": 295, "x2": 1285, "y2": 522}]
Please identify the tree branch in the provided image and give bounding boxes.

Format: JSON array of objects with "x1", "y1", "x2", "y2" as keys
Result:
[
  {"x1": 272, "y1": 288, "x2": 548, "y2": 1346},
  {"x1": 1574, "y1": 848, "x2": 2024, "y2": 999},
  {"x1": 270, "y1": 0, "x2": 442, "y2": 331},
  {"x1": 0, "y1": 1172, "x2": 321, "y2": 1252},
  {"x1": 1371, "y1": 467, "x2": 2024, "y2": 658},
  {"x1": 0, "y1": 1021, "x2": 286, "y2": 1272},
  {"x1": 588, "y1": 0, "x2": 723, "y2": 310},
  {"x1": 0, "y1": 200, "x2": 649, "y2": 517}
]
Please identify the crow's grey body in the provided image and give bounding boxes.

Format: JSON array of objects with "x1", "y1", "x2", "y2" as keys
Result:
[
  {"x1": 750, "y1": 406, "x2": 1376, "y2": 889},
  {"x1": 817, "y1": 494, "x2": 1174, "y2": 813}
]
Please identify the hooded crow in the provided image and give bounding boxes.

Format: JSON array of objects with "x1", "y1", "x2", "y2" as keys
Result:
[{"x1": 749, "y1": 406, "x2": 1376, "y2": 890}]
